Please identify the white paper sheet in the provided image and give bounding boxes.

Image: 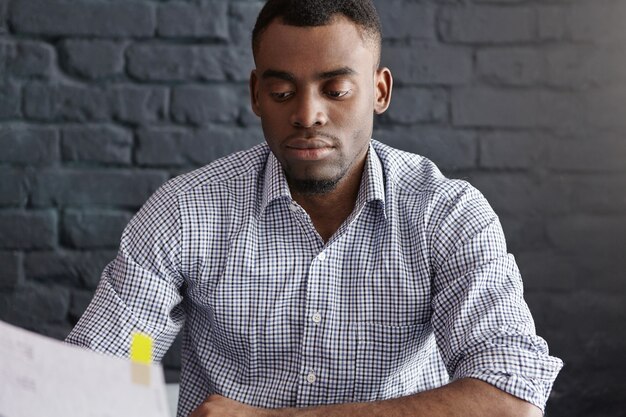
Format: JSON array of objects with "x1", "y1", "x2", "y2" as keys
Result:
[{"x1": 0, "y1": 320, "x2": 170, "y2": 417}]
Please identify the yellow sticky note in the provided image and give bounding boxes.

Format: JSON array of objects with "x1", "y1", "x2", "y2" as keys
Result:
[
  {"x1": 130, "y1": 332, "x2": 153, "y2": 386},
  {"x1": 130, "y1": 332, "x2": 153, "y2": 365}
]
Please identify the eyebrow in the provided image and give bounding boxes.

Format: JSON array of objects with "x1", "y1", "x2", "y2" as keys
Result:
[{"x1": 261, "y1": 67, "x2": 358, "y2": 82}]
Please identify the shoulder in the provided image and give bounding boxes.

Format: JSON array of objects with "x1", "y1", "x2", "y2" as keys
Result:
[
  {"x1": 129, "y1": 143, "x2": 269, "y2": 227},
  {"x1": 163, "y1": 143, "x2": 270, "y2": 197},
  {"x1": 372, "y1": 140, "x2": 472, "y2": 204}
]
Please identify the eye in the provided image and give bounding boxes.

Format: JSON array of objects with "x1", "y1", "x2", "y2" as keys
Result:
[
  {"x1": 325, "y1": 90, "x2": 351, "y2": 99},
  {"x1": 270, "y1": 91, "x2": 294, "y2": 101}
]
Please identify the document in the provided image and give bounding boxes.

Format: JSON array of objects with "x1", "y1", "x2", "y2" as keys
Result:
[{"x1": 0, "y1": 320, "x2": 170, "y2": 417}]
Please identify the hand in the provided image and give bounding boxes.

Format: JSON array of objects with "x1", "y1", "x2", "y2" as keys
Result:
[{"x1": 189, "y1": 394, "x2": 273, "y2": 417}]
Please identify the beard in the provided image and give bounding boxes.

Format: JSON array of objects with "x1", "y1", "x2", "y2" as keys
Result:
[{"x1": 288, "y1": 177, "x2": 340, "y2": 195}]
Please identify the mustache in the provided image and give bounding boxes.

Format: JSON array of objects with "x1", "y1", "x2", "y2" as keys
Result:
[{"x1": 284, "y1": 130, "x2": 340, "y2": 143}]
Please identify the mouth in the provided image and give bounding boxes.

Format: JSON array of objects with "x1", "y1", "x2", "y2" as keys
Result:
[{"x1": 284, "y1": 137, "x2": 336, "y2": 161}]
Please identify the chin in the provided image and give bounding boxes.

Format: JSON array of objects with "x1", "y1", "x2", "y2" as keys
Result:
[{"x1": 288, "y1": 176, "x2": 341, "y2": 195}]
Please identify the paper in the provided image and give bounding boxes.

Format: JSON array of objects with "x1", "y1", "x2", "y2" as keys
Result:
[
  {"x1": 130, "y1": 332, "x2": 154, "y2": 386},
  {"x1": 0, "y1": 320, "x2": 170, "y2": 417}
]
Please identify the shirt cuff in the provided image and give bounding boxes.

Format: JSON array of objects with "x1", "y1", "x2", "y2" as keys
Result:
[{"x1": 452, "y1": 346, "x2": 564, "y2": 411}]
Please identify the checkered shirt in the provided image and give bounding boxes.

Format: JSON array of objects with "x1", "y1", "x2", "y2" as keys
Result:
[{"x1": 66, "y1": 140, "x2": 563, "y2": 416}]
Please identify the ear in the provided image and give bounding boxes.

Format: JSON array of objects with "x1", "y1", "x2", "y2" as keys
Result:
[
  {"x1": 250, "y1": 69, "x2": 261, "y2": 117},
  {"x1": 373, "y1": 67, "x2": 393, "y2": 115}
]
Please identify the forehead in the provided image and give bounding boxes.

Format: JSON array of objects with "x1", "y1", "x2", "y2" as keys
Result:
[{"x1": 254, "y1": 16, "x2": 377, "y2": 72}]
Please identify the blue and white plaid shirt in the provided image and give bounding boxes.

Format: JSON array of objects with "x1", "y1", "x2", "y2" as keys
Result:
[{"x1": 67, "y1": 140, "x2": 562, "y2": 416}]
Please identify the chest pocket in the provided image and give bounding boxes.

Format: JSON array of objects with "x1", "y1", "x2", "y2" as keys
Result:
[{"x1": 353, "y1": 322, "x2": 432, "y2": 402}]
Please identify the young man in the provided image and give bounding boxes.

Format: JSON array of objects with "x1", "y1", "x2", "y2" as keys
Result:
[{"x1": 67, "y1": 1, "x2": 563, "y2": 416}]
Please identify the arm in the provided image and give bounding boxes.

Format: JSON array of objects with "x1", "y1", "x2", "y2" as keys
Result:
[
  {"x1": 191, "y1": 378, "x2": 541, "y2": 417},
  {"x1": 65, "y1": 181, "x2": 184, "y2": 360}
]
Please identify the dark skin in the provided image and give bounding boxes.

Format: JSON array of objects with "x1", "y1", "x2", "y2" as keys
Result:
[
  {"x1": 250, "y1": 17, "x2": 390, "y2": 242},
  {"x1": 191, "y1": 15, "x2": 543, "y2": 417}
]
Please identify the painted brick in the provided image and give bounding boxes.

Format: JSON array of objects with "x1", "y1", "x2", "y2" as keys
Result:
[
  {"x1": 70, "y1": 289, "x2": 96, "y2": 321},
  {"x1": 110, "y1": 86, "x2": 168, "y2": 125},
  {"x1": 23, "y1": 83, "x2": 167, "y2": 125},
  {"x1": 528, "y1": 291, "x2": 626, "y2": 336},
  {"x1": 25, "y1": 250, "x2": 116, "y2": 289},
  {"x1": 0, "y1": 168, "x2": 26, "y2": 207},
  {"x1": 546, "y1": 215, "x2": 626, "y2": 256},
  {"x1": 0, "y1": 125, "x2": 59, "y2": 165},
  {"x1": 0, "y1": 81, "x2": 20, "y2": 119},
  {"x1": 467, "y1": 173, "x2": 554, "y2": 216},
  {"x1": 527, "y1": 292, "x2": 626, "y2": 374},
  {"x1": 126, "y1": 44, "x2": 253, "y2": 82},
  {"x1": 375, "y1": 127, "x2": 477, "y2": 171},
  {"x1": 23, "y1": 83, "x2": 110, "y2": 122},
  {"x1": 480, "y1": 131, "x2": 548, "y2": 169},
  {"x1": 586, "y1": 87, "x2": 626, "y2": 128},
  {"x1": 562, "y1": 251, "x2": 626, "y2": 293},
  {"x1": 0, "y1": 41, "x2": 8, "y2": 73},
  {"x1": 229, "y1": 1, "x2": 264, "y2": 46},
  {"x1": 221, "y1": 47, "x2": 255, "y2": 82},
  {"x1": 61, "y1": 125, "x2": 133, "y2": 165},
  {"x1": 0, "y1": 0, "x2": 7, "y2": 34},
  {"x1": 568, "y1": 2, "x2": 626, "y2": 42},
  {"x1": 545, "y1": 45, "x2": 626, "y2": 89},
  {"x1": 1, "y1": 40, "x2": 54, "y2": 79},
  {"x1": 383, "y1": 87, "x2": 448, "y2": 124},
  {"x1": 60, "y1": 40, "x2": 125, "y2": 80},
  {"x1": 551, "y1": 174, "x2": 626, "y2": 215},
  {"x1": 0, "y1": 210, "x2": 57, "y2": 250},
  {"x1": 439, "y1": 6, "x2": 535, "y2": 44},
  {"x1": 61, "y1": 209, "x2": 132, "y2": 249},
  {"x1": 0, "y1": 251, "x2": 22, "y2": 289},
  {"x1": 517, "y1": 250, "x2": 584, "y2": 292},
  {"x1": 10, "y1": 0, "x2": 155, "y2": 37},
  {"x1": 136, "y1": 125, "x2": 262, "y2": 167},
  {"x1": 0, "y1": 283, "x2": 70, "y2": 328},
  {"x1": 158, "y1": 0, "x2": 228, "y2": 40},
  {"x1": 31, "y1": 169, "x2": 168, "y2": 208},
  {"x1": 136, "y1": 127, "x2": 194, "y2": 166},
  {"x1": 537, "y1": 5, "x2": 568, "y2": 41},
  {"x1": 498, "y1": 215, "x2": 546, "y2": 253},
  {"x1": 547, "y1": 134, "x2": 626, "y2": 173},
  {"x1": 382, "y1": 43, "x2": 472, "y2": 85},
  {"x1": 375, "y1": 0, "x2": 435, "y2": 40},
  {"x1": 171, "y1": 85, "x2": 241, "y2": 125},
  {"x1": 476, "y1": 48, "x2": 543, "y2": 86},
  {"x1": 452, "y1": 88, "x2": 585, "y2": 128}
]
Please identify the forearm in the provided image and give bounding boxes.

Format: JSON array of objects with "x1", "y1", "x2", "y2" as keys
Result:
[{"x1": 273, "y1": 378, "x2": 542, "y2": 417}]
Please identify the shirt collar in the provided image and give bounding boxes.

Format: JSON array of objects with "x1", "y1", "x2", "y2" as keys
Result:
[{"x1": 260, "y1": 143, "x2": 386, "y2": 217}]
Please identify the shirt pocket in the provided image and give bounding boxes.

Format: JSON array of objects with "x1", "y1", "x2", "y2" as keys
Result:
[{"x1": 353, "y1": 322, "x2": 431, "y2": 402}]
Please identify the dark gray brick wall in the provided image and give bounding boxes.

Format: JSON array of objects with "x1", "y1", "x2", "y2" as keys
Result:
[{"x1": 1, "y1": 0, "x2": 625, "y2": 415}]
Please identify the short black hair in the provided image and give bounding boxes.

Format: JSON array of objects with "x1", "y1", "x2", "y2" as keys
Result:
[{"x1": 252, "y1": 0, "x2": 382, "y2": 62}]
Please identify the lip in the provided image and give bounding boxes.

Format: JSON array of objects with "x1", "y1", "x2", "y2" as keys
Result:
[{"x1": 284, "y1": 137, "x2": 335, "y2": 161}]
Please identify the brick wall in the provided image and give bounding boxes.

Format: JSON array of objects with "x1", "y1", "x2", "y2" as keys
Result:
[{"x1": 1, "y1": 1, "x2": 625, "y2": 415}]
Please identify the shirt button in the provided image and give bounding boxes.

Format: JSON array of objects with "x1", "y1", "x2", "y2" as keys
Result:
[
  {"x1": 289, "y1": 203, "x2": 298, "y2": 212},
  {"x1": 311, "y1": 312, "x2": 322, "y2": 323},
  {"x1": 317, "y1": 252, "x2": 326, "y2": 261},
  {"x1": 307, "y1": 372, "x2": 317, "y2": 384}
]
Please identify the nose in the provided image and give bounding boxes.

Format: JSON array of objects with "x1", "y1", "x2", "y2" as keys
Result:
[{"x1": 290, "y1": 90, "x2": 328, "y2": 128}]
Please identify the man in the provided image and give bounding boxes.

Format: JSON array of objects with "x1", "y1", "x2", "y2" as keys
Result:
[{"x1": 67, "y1": 1, "x2": 563, "y2": 416}]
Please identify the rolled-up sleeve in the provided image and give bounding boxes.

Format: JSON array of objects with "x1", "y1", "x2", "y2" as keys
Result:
[
  {"x1": 430, "y1": 184, "x2": 563, "y2": 411},
  {"x1": 65, "y1": 181, "x2": 185, "y2": 362}
]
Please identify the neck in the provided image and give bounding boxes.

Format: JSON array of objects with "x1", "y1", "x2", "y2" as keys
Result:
[{"x1": 290, "y1": 162, "x2": 365, "y2": 243}]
